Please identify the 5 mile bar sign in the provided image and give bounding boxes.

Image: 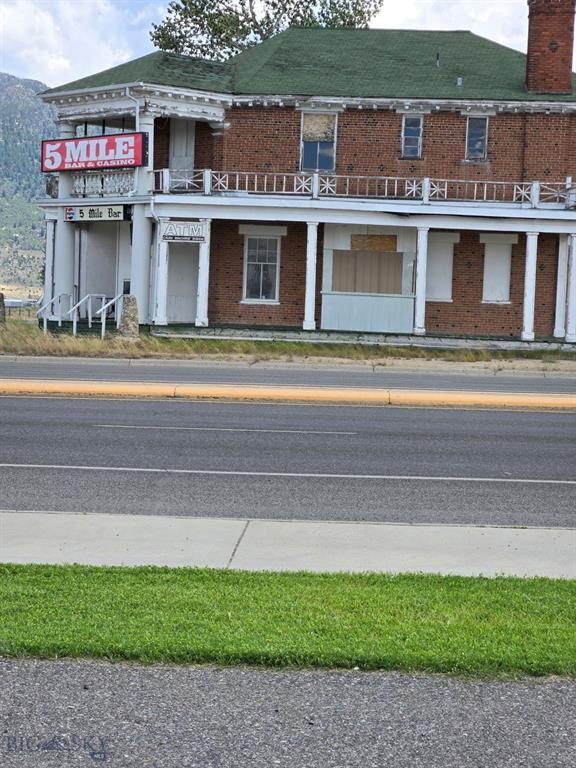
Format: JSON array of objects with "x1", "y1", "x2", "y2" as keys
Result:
[{"x1": 41, "y1": 133, "x2": 147, "y2": 171}]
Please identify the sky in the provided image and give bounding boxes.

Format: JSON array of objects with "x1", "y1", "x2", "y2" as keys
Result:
[{"x1": 0, "y1": 0, "x2": 574, "y2": 88}]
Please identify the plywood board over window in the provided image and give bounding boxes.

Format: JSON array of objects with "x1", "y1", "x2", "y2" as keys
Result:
[
  {"x1": 333, "y1": 251, "x2": 403, "y2": 295},
  {"x1": 302, "y1": 113, "x2": 336, "y2": 141},
  {"x1": 351, "y1": 234, "x2": 397, "y2": 253}
]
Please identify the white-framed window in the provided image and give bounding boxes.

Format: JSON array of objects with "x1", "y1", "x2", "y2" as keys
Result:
[
  {"x1": 401, "y1": 115, "x2": 423, "y2": 159},
  {"x1": 480, "y1": 234, "x2": 517, "y2": 304},
  {"x1": 301, "y1": 112, "x2": 337, "y2": 172},
  {"x1": 466, "y1": 116, "x2": 488, "y2": 160},
  {"x1": 243, "y1": 236, "x2": 280, "y2": 303}
]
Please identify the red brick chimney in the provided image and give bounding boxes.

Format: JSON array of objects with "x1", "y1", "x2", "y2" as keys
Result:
[{"x1": 526, "y1": 0, "x2": 576, "y2": 93}]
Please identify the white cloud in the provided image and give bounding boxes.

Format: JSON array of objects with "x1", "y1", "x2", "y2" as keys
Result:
[
  {"x1": 0, "y1": 0, "x2": 574, "y2": 87},
  {"x1": 0, "y1": 0, "x2": 164, "y2": 86}
]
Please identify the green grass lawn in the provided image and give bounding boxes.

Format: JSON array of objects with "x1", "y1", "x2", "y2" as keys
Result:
[
  {"x1": 1, "y1": 565, "x2": 574, "y2": 678},
  {"x1": 2, "y1": 319, "x2": 576, "y2": 362}
]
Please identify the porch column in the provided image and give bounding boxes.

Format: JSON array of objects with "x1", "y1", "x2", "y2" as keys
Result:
[
  {"x1": 53, "y1": 122, "x2": 76, "y2": 312},
  {"x1": 195, "y1": 219, "x2": 212, "y2": 327},
  {"x1": 153, "y1": 219, "x2": 169, "y2": 326},
  {"x1": 414, "y1": 227, "x2": 429, "y2": 336},
  {"x1": 129, "y1": 111, "x2": 155, "y2": 323},
  {"x1": 130, "y1": 204, "x2": 152, "y2": 323},
  {"x1": 554, "y1": 235, "x2": 569, "y2": 338},
  {"x1": 521, "y1": 232, "x2": 539, "y2": 342},
  {"x1": 566, "y1": 234, "x2": 576, "y2": 343},
  {"x1": 136, "y1": 112, "x2": 155, "y2": 195},
  {"x1": 43, "y1": 219, "x2": 56, "y2": 306},
  {"x1": 303, "y1": 222, "x2": 319, "y2": 331}
]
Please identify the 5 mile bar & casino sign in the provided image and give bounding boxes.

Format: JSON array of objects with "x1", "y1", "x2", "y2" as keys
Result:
[{"x1": 41, "y1": 133, "x2": 147, "y2": 172}]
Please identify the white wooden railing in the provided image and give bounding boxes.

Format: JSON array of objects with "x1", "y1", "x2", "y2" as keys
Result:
[
  {"x1": 151, "y1": 169, "x2": 575, "y2": 208},
  {"x1": 49, "y1": 167, "x2": 575, "y2": 208},
  {"x1": 70, "y1": 170, "x2": 136, "y2": 197}
]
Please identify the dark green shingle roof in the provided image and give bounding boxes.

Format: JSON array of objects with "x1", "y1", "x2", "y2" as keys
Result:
[
  {"x1": 44, "y1": 51, "x2": 231, "y2": 94},
  {"x1": 44, "y1": 28, "x2": 576, "y2": 102}
]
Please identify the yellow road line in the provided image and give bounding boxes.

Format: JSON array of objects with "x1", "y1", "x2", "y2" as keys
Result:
[{"x1": 0, "y1": 378, "x2": 575, "y2": 409}]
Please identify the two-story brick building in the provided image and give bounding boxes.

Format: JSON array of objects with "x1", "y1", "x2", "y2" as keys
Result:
[{"x1": 39, "y1": 0, "x2": 576, "y2": 342}]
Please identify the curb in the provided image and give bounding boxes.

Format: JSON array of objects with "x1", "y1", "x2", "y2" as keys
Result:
[{"x1": 1, "y1": 378, "x2": 575, "y2": 409}]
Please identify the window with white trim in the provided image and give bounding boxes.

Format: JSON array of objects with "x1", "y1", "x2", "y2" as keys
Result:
[
  {"x1": 301, "y1": 112, "x2": 336, "y2": 171},
  {"x1": 401, "y1": 115, "x2": 423, "y2": 159},
  {"x1": 466, "y1": 117, "x2": 488, "y2": 160},
  {"x1": 243, "y1": 237, "x2": 280, "y2": 302},
  {"x1": 482, "y1": 244, "x2": 512, "y2": 303}
]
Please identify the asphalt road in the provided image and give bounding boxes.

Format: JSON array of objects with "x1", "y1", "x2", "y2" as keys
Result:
[
  {"x1": 1, "y1": 658, "x2": 575, "y2": 768},
  {"x1": 1, "y1": 356, "x2": 576, "y2": 392},
  {"x1": 1, "y1": 396, "x2": 574, "y2": 526}
]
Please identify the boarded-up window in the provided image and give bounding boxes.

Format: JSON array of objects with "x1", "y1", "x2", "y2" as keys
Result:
[
  {"x1": 482, "y1": 244, "x2": 512, "y2": 303},
  {"x1": 333, "y1": 251, "x2": 403, "y2": 294},
  {"x1": 301, "y1": 113, "x2": 336, "y2": 171},
  {"x1": 302, "y1": 113, "x2": 336, "y2": 141}
]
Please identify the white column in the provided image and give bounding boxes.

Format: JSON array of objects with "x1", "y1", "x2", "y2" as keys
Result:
[
  {"x1": 43, "y1": 219, "x2": 56, "y2": 306},
  {"x1": 521, "y1": 232, "x2": 539, "y2": 342},
  {"x1": 195, "y1": 219, "x2": 212, "y2": 327},
  {"x1": 153, "y1": 220, "x2": 169, "y2": 326},
  {"x1": 413, "y1": 227, "x2": 429, "y2": 335},
  {"x1": 53, "y1": 122, "x2": 76, "y2": 313},
  {"x1": 554, "y1": 235, "x2": 569, "y2": 338},
  {"x1": 303, "y1": 222, "x2": 319, "y2": 331},
  {"x1": 129, "y1": 111, "x2": 155, "y2": 324},
  {"x1": 130, "y1": 205, "x2": 152, "y2": 323},
  {"x1": 137, "y1": 112, "x2": 155, "y2": 195},
  {"x1": 566, "y1": 234, "x2": 576, "y2": 343}
]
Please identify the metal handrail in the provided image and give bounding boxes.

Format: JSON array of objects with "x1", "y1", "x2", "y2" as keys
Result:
[
  {"x1": 95, "y1": 293, "x2": 124, "y2": 339},
  {"x1": 37, "y1": 292, "x2": 72, "y2": 334},
  {"x1": 66, "y1": 293, "x2": 107, "y2": 336}
]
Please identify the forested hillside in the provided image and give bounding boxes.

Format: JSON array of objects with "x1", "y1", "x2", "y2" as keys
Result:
[{"x1": 0, "y1": 72, "x2": 57, "y2": 293}]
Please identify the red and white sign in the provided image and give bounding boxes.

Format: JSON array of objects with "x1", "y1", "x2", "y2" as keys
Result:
[{"x1": 41, "y1": 132, "x2": 147, "y2": 172}]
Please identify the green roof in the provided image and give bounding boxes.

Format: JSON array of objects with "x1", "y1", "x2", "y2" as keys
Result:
[
  {"x1": 45, "y1": 28, "x2": 576, "y2": 102},
  {"x1": 44, "y1": 51, "x2": 231, "y2": 94}
]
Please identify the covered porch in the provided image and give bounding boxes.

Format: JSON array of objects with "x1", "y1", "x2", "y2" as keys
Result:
[{"x1": 147, "y1": 207, "x2": 576, "y2": 344}]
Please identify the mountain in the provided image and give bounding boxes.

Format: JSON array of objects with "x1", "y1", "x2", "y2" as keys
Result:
[{"x1": 0, "y1": 72, "x2": 58, "y2": 295}]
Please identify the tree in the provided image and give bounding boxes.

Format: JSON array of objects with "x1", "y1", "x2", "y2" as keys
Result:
[{"x1": 150, "y1": 0, "x2": 384, "y2": 60}]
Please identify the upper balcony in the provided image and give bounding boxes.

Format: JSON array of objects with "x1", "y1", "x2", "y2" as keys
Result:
[{"x1": 45, "y1": 168, "x2": 576, "y2": 211}]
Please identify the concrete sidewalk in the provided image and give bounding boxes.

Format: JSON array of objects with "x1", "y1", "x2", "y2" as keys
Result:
[{"x1": 1, "y1": 512, "x2": 574, "y2": 578}]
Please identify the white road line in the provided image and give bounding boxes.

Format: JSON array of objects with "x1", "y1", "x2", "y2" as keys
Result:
[
  {"x1": 0, "y1": 463, "x2": 574, "y2": 485},
  {"x1": 1, "y1": 394, "x2": 575, "y2": 414},
  {"x1": 92, "y1": 424, "x2": 356, "y2": 435}
]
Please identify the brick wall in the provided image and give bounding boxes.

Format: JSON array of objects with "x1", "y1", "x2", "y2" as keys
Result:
[
  {"x1": 527, "y1": 0, "x2": 576, "y2": 93},
  {"x1": 425, "y1": 232, "x2": 558, "y2": 337},
  {"x1": 153, "y1": 108, "x2": 575, "y2": 182},
  {"x1": 208, "y1": 220, "x2": 323, "y2": 327}
]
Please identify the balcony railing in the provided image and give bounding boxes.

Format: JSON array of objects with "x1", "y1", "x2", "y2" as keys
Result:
[
  {"x1": 153, "y1": 169, "x2": 576, "y2": 209},
  {"x1": 71, "y1": 170, "x2": 136, "y2": 197},
  {"x1": 46, "y1": 168, "x2": 576, "y2": 209},
  {"x1": 45, "y1": 170, "x2": 136, "y2": 198}
]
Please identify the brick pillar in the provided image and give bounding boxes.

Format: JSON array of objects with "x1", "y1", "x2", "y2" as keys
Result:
[{"x1": 526, "y1": 0, "x2": 576, "y2": 93}]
